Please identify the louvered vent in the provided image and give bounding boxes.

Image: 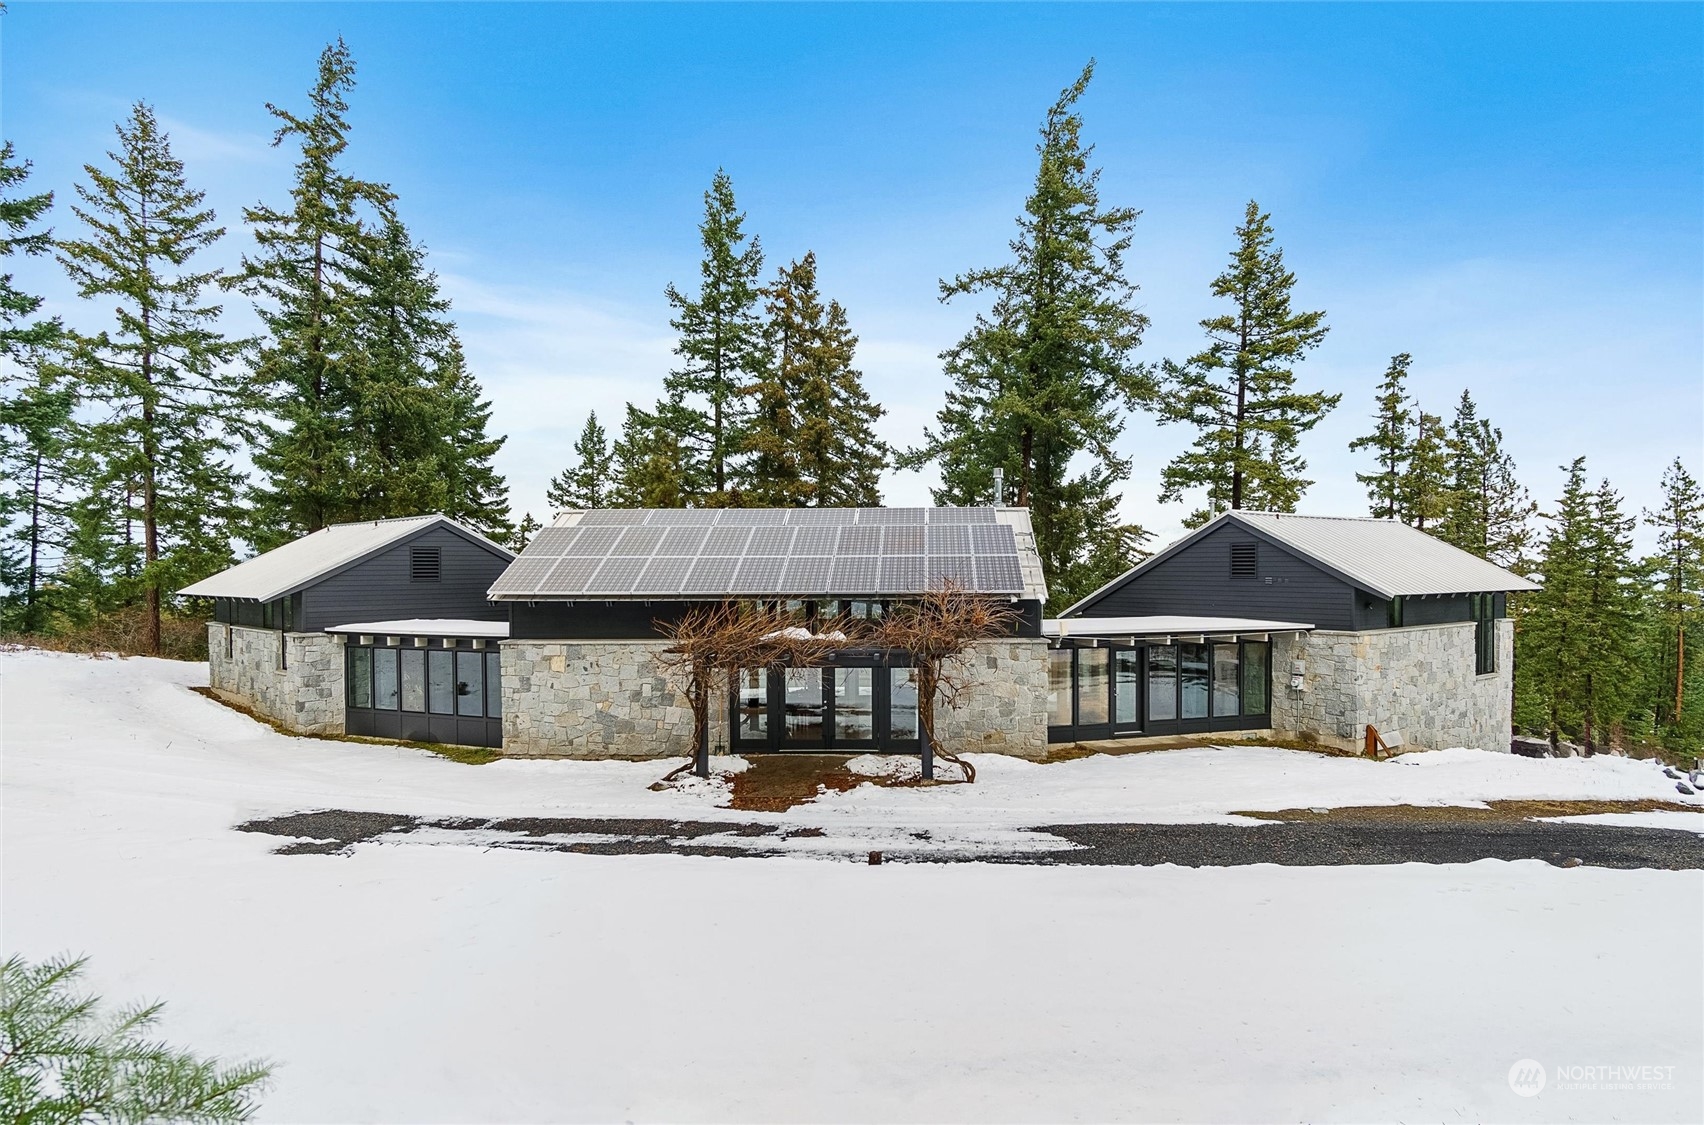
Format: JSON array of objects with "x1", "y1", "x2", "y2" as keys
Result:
[
  {"x1": 1230, "y1": 542, "x2": 1258, "y2": 579},
  {"x1": 410, "y1": 546, "x2": 442, "y2": 583}
]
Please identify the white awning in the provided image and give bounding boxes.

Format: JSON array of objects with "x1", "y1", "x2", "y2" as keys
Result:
[
  {"x1": 322, "y1": 619, "x2": 510, "y2": 639},
  {"x1": 1043, "y1": 615, "x2": 1313, "y2": 640}
]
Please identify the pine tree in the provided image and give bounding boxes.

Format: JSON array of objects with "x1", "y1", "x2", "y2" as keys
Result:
[
  {"x1": 1157, "y1": 201, "x2": 1335, "y2": 525},
  {"x1": 741, "y1": 252, "x2": 886, "y2": 507},
  {"x1": 1643, "y1": 459, "x2": 1703, "y2": 741},
  {"x1": 1577, "y1": 479, "x2": 1640, "y2": 748},
  {"x1": 659, "y1": 169, "x2": 765, "y2": 505},
  {"x1": 1439, "y1": 391, "x2": 1534, "y2": 566},
  {"x1": 0, "y1": 377, "x2": 78, "y2": 632},
  {"x1": 548, "y1": 411, "x2": 613, "y2": 510},
  {"x1": 1399, "y1": 410, "x2": 1450, "y2": 530},
  {"x1": 0, "y1": 142, "x2": 60, "y2": 362},
  {"x1": 610, "y1": 403, "x2": 685, "y2": 508},
  {"x1": 0, "y1": 953, "x2": 272, "y2": 1123},
  {"x1": 55, "y1": 103, "x2": 251, "y2": 654},
  {"x1": 1516, "y1": 458, "x2": 1594, "y2": 741},
  {"x1": 506, "y1": 511, "x2": 542, "y2": 552},
  {"x1": 430, "y1": 338, "x2": 510, "y2": 539},
  {"x1": 902, "y1": 62, "x2": 1151, "y2": 609},
  {"x1": 1347, "y1": 353, "x2": 1412, "y2": 519},
  {"x1": 236, "y1": 39, "x2": 394, "y2": 543}
]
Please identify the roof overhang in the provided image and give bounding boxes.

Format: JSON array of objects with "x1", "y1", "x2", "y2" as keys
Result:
[
  {"x1": 323, "y1": 618, "x2": 510, "y2": 639},
  {"x1": 1043, "y1": 615, "x2": 1314, "y2": 641}
]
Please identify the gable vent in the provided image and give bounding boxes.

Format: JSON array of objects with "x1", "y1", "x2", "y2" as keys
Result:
[
  {"x1": 410, "y1": 546, "x2": 442, "y2": 583},
  {"x1": 1230, "y1": 542, "x2": 1258, "y2": 579}
]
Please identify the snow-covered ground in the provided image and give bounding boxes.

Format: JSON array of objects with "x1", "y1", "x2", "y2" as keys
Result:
[{"x1": 4, "y1": 649, "x2": 1701, "y2": 1122}]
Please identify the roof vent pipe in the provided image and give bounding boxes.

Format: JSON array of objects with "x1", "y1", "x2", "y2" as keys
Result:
[{"x1": 992, "y1": 468, "x2": 1004, "y2": 507}]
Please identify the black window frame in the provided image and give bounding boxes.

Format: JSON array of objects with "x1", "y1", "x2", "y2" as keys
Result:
[{"x1": 1471, "y1": 593, "x2": 1496, "y2": 675}]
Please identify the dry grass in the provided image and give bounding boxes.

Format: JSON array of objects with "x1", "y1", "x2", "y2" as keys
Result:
[
  {"x1": 2, "y1": 608, "x2": 210, "y2": 661},
  {"x1": 187, "y1": 685, "x2": 501, "y2": 765},
  {"x1": 1232, "y1": 798, "x2": 1703, "y2": 824},
  {"x1": 717, "y1": 753, "x2": 961, "y2": 812},
  {"x1": 1044, "y1": 735, "x2": 1362, "y2": 764}
]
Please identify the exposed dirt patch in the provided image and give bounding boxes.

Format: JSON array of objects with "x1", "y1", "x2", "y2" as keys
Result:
[
  {"x1": 724, "y1": 754, "x2": 866, "y2": 812},
  {"x1": 1232, "y1": 799, "x2": 1704, "y2": 824}
]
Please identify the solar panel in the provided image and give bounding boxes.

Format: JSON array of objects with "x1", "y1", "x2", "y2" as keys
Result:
[
  {"x1": 926, "y1": 525, "x2": 970, "y2": 554},
  {"x1": 746, "y1": 526, "x2": 794, "y2": 555},
  {"x1": 541, "y1": 556, "x2": 601, "y2": 595},
  {"x1": 646, "y1": 509, "x2": 720, "y2": 526},
  {"x1": 878, "y1": 556, "x2": 925, "y2": 593},
  {"x1": 703, "y1": 527, "x2": 751, "y2": 555},
  {"x1": 714, "y1": 509, "x2": 785, "y2": 526},
  {"x1": 636, "y1": 556, "x2": 691, "y2": 594},
  {"x1": 837, "y1": 526, "x2": 881, "y2": 555},
  {"x1": 655, "y1": 527, "x2": 709, "y2": 556},
  {"x1": 974, "y1": 554, "x2": 1025, "y2": 593},
  {"x1": 830, "y1": 556, "x2": 878, "y2": 592},
  {"x1": 610, "y1": 526, "x2": 664, "y2": 556},
  {"x1": 786, "y1": 508, "x2": 845, "y2": 525},
  {"x1": 682, "y1": 556, "x2": 738, "y2": 595},
  {"x1": 488, "y1": 556, "x2": 558, "y2": 593},
  {"x1": 565, "y1": 527, "x2": 623, "y2": 555},
  {"x1": 971, "y1": 524, "x2": 1019, "y2": 553},
  {"x1": 924, "y1": 555, "x2": 976, "y2": 587},
  {"x1": 858, "y1": 507, "x2": 926, "y2": 525},
  {"x1": 730, "y1": 556, "x2": 786, "y2": 592},
  {"x1": 882, "y1": 526, "x2": 924, "y2": 555},
  {"x1": 586, "y1": 555, "x2": 647, "y2": 594},
  {"x1": 791, "y1": 527, "x2": 839, "y2": 555},
  {"x1": 577, "y1": 510, "x2": 651, "y2": 526},
  {"x1": 523, "y1": 528, "x2": 579, "y2": 557},
  {"x1": 780, "y1": 556, "x2": 832, "y2": 591},
  {"x1": 929, "y1": 507, "x2": 997, "y2": 524}
]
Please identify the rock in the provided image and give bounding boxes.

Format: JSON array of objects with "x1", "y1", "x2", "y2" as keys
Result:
[
  {"x1": 1552, "y1": 741, "x2": 1581, "y2": 758},
  {"x1": 1663, "y1": 767, "x2": 1682, "y2": 780},
  {"x1": 1560, "y1": 857, "x2": 1584, "y2": 869},
  {"x1": 1511, "y1": 736, "x2": 1551, "y2": 758},
  {"x1": 1678, "y1": 783, "x2": 1696, "y2": 796}
]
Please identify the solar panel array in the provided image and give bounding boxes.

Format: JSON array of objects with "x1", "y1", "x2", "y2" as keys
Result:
[{"x1": 489, "y1": 508, "x2": 1029, "y2": 599}]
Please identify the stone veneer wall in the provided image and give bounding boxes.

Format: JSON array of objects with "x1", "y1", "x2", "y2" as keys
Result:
[
  {"x1": 934, "y1": 638, "x2": 1050, "y2": 759},
  {"x1": 1270, "y1": 619, "x2": 1514, "y2": 753},
  {"x1": 499, "y1": 636, "x2": 1052, "y2": 760},
  {"x1": 206, "y1": 623, "x2": 345, "y2": 736}
]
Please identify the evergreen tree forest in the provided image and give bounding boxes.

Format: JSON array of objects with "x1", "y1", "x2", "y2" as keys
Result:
[{"x1": 2, "y1": 48, "x2": 1700, "y2": 752}]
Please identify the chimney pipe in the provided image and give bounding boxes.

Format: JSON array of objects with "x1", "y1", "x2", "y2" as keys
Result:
[{"x1": 992, "y1": 468, "x2": 1004, "y2": 507}]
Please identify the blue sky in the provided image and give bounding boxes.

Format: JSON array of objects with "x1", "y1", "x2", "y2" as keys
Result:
[{"x1": 5, "y1": 2, "x2": 1700, "y2": 550}]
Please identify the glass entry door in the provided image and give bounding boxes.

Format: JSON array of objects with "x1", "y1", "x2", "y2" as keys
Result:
[
  {"x1": 733, "y1": 663, "x2": 903, "y2": 751},
  {"x1": 1113, "y1": 648, "x2": 1142, "y2": 732}
]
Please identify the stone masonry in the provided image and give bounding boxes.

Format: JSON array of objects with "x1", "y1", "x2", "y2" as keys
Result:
[
  {"x1": 500, "y1": 636, "x2": 1051, "y2": 760},
  {"x1": 935, "y1": 638, "x2": 1050, "y2": 759},
  {"x1": 207, "y1": 623, "x2": 344, "y2": 736},
  {"x1": 1270, "y1": 619, "x2": 1514, "y2": 753}
]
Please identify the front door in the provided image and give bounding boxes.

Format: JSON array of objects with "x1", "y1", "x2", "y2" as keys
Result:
[{"x1": 733, "y1": 662, "x2": 904, "y2": 752}]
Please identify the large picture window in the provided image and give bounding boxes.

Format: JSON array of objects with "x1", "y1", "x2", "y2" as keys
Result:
[{"x1": 1471, "y1": 594, "x2": 1497, "y2": 675}]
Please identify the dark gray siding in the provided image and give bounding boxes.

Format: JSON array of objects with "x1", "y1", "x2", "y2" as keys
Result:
[
  {"x1": 510, "y1": 597, "x2": 1047, "y2": 640},
  {"x1": 1070, "y1": 522, "x2": 1358, "y2": 629},
  {"x1": 1352, "y1": 591, "x2": 1508, "y2": 630},
  {"x1": 300, "y1": 526, "x2": 510, "y2": 631}
]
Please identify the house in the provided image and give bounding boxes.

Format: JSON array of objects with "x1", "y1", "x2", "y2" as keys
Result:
[
  {"x1": 1056, "y1": 511, "x2": 1539, "y2": 752},
  {"x1": 180, "y1": 514, "x2": 513, "y2": 741},
  {"x1": 488, "y1": 506, "x2": 1052, "y2": 758},
  {"x1": 181, "y1": 506, "x2": 1536, "y2": 759}
]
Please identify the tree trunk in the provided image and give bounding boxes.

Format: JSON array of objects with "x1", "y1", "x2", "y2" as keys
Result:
[
  {"x1": 26, "y1": 451, "x2": 42, "y2": 632},
  {"x1": 141, "y1": 307, "x2": 161, "y2": 655}
]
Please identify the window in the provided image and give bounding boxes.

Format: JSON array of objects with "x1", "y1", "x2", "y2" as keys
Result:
[
  {"x1": 374, "y1": 648, "x2": 400, "y2": 710},
  {"x1": 456, "y1": 650, "x2": 484, "y2": 717},
  {"x1": 738, "y1": 668, "x2": 769, "y2": 738},
  {"x1": 1241, "y1": 641, "x2": 1270, "y2": 716},
  {"x1": 1212, "y1": 644, "x2": 1240, "y2": 717},
  {"x1": 833, "y1": 668, "x2": 874, "y2": 742},
  {"x1": 1471, "y1": 594, "x2": 1497, "y2": 675},
  {"x1": 1230, "y1": 541, "x2": 1258, "y2": 579},
  {"x1": 1076, "y1": 648, "x2": 1109, "y2": 725},
  {"x1": 400, "y1": 649, "x2": 426, "y2": 712},
  {"x1": 485, "y1": 651, "x2": 503, "y2": 718},
  {"x1": 1388, "y1": 595, "x2": 1405, "y2": 628},
  {"x1": 1180, "y1": 643, "x2": 1210, "y2": 719},
  {"x1": 347, "y1": 648, "x2": 372, "y2": 708},
  {"x1": 261, "y1": 600, "x2": 273, "y2": 629},
  {"x1": 410, "y1": 546, "x2": 442, "y2": 583},
  {"x1": 428, "y1": 650, "x2": 455, "y2": 714},
  {"x1": 889, "y1": 667, "x2": 919, "y2": 742},
  {"x1": 1047, "y1": 649, "x2": 1074, "y2": 727},
  {"x1": 1147, "y1": 645, "x2": 1178, "y2": 721}
]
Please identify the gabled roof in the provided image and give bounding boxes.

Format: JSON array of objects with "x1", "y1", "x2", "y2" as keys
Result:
[
  {"x1": 488, "y1": 506, "x2": 1048, "y2": 603},
  {"x1": 179, "y1": 514, "x2": 513, "y2": 603},
  {"x1": 1063, "y1": 511, "x2": 1539, "y2": 615}
]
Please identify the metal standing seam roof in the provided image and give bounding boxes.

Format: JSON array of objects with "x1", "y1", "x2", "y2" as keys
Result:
[
  {"x1": 178, "y1": 514, "x2": 514, "y2": 602},
  {"x1": 1062, "y1": 510, "x2": 1541, "y2": 616},
  {"x1": 488, "y1": 507, "x2": 1048, "y2": 603}
]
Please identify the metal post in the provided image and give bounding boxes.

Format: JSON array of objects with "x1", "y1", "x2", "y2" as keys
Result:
[
  {"x1": 695, "y1": 711, "x2": 710, "y2": 779},
  {"x1": 921, "y1": 728, "x2": 934, "y2": 781}
]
